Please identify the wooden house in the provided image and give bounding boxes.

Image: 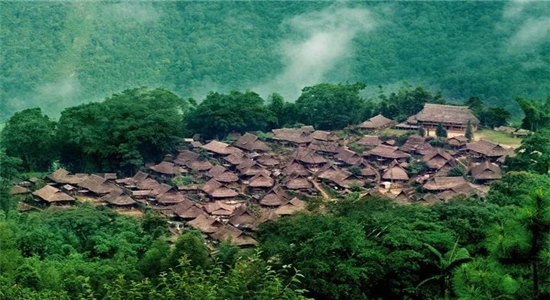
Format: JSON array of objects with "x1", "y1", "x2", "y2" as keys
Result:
[
  {"x1": 469, "y1": 161, "x2": 502, "y2": 184},
  {"x1": 357, "y1": 114, "x2": 393, "y2": 131},
  {"x1": 415, "y1": 104, "x2": 479, "y2": 132},
  {"x1": 32, "y1": 185, "x2": 75, "y2": 205},
  {"x1": 233, "y1": 133, "x2": 271, "y2": 152}
]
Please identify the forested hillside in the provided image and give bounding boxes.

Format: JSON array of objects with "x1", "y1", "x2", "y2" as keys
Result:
[{"x1": 2, "y1": 1, "x2": 550, "y2": 121}]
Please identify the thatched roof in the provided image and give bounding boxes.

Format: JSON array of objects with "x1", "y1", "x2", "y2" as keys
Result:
[
  {"x1": 257, "y1": 156, "x2": 280, "y2": 167},
  {"x1": 282, "y1": 161, "x2": 310, "y2": 176},
  {"x1": 209, "y1": 225, "x2": 258, "y2": 246},
  {"x1": 10, "y1": 185, "x2": 29, "y2": 195},
  {"x1": 100, "y1": 190, "x2": 136, "y2": 206},
  {"x1": 149, "y1": 161, "x2": 184, "y2": 175},
  {"x1": 283, "y1": 175, "x2": 313, "y2": 190},
  {"x1": 293, "y1": 147, "x2": 328, "y2": 164},
  {"x1": 201, "y1": 140, "x2": 232, "y2": 155},
  {"x1": 422, "y1": 149, "x2": 453, "y2": 169},
  {"x1": 229, "y1": 204, "x2": 257, "y2": 228},
  {"x1": 175, "y1": 150, "x2": 200, "y2": 165},
  {"x1": 214, "y1": 171, "x2": 240, "y2": 183},
  {"x1": 271, "y1": 128, "x2": 312, "y2": 144},
  {"x1": 307, "y1": 139, "x2": 340, "y2": 154},
  {"x1": 187, "y1": 214, "x2": 222, "y2": 233},
  {"x1": 207, "y1": 165, "x2": 227, "y2": 178},
  {"x1": 156, "y1": 190, "x2": 187, "y2": 205},
  {"x1": 224, "y1": 152, "x2": 246, "y2": 165},
  {"x1": 233, "y1": 133, "x2": 271, "y2": 152},
  {"x1": 310, "y1": 130, "x2": 339, "y2": 141},
  {"x1": 33, "y1": 185, "x2": 75, "y2": 202},
  {"x1": 186, "y1": 159, "x2": 213, "y2": 171},
  {"x1": 364, "y1": 144, "x2": 410, "y2": 160},
  {"x1": 382, "y1": 162, "x2": 409, "y2": 181},
  {"x1": 205, "y1": 201, "x2": 237, "y2": 215},
  {"x1": 357, "y1": 114, "x2": 392, "y2": 129},
  {"x1": 447, "y1": 136, "x2": 468, "y2": 146},
  {"x1": 176, "y1": 204, "x2": 206, "y2": 220},
  {"x1": 201, "y1": 179, "x2": 222, "y2": 194},
  {"x1": 318, "y1": 167, "x2": 353, "y2": 187},
  {"x1": 275, "y1": 198, "x2": 306, "y2": 215},
  {"x1": 78, "y1": 174, "x2": 114, "y2": 194},
  {"x1": 136, "y1": 178, "x2": 160, "y2": 190},
  {"x1": 466, "y1": 140, "x2": 511, "y2": 157},
  {"x1": 248, "y1": 173, "x2": 274, "y2": 188},
  {"x1": 423, "y1": 176, "x2": 467, "y2": 191},
  {"x1": 469, "y1": 161, "x2": 502, "y2": 181},
  {"x1": 356, "y1": 135, "x2": 381, "y2": 147},
  {"x1": 416, "y1": 104, "x2": 479, "y2": 125},
  {"x1": 211, "y1": 187, "x2": 239, "y2": 199},
  {"x1": 260, "y1": 186, "x2": 288, "y2": 207},
  {"x1": 149, "y1": 183, "x2": 173, "y2": 197},
  {"x1": 47, "y1": 169, "x2": 87, "y2": 185},
  {"x1": 335, "y1": 147, "x2": 362, "y2": 165},
  {"x1": 400, "y1": 135, "x2": 434, "y2": 155}
]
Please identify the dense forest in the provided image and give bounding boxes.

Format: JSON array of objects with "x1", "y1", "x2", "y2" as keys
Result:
[
  {"x1": 2, "y1": 1, "x2": 550, "y2": 299},
  {"x1": 2, "y1": 1, "x2": 550, "y2": 121}
]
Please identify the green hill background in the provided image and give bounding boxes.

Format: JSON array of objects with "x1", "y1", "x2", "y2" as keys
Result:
[{"x1": 1, "y1": 1, "x2": 549, "y2": 121}]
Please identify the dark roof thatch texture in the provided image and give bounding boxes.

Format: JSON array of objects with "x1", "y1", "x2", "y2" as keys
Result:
[
  {"x1": 415, "y1": 104, "x2": 479, "y2": 125},
  {"x1": 33, "y1": 185, "x2": 75, "y2": 202},
  {"x1": 469, "y1": 161, "x2": 502, "y2": 181},
  {"x1": 233, "y1": 133, "x2": 271, "y2": 152},
  {"x1": 357, "y1": 114, "x2": 392, "y2": 129}
]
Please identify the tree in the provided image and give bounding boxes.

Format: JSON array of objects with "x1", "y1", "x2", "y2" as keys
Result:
[
  {"x1": 417, "y1": 126, "x2": 426, "y2": 137},
  {"x1": 465, "y1": 120, "x2": 473, "y2": 142},
  {"x1": 186, "y1": 91, "x2": 275, "y2": 139},
  {"x1": 1, "y1": 108, "x2": 57, "y2": 171},
  {"x1": 57, "y1": 87, "x2": 187, "y2": 174},
  {"x1": 516, "y1": 97, "x2": 550, "y2": 132},
  {"x1": 479, "y1": 107, "x2": 510, "y2": 128},
  {"x1": 436, "y1": 123, "x2": 448, "y2": 138},
  {"x1": 294, "y1": 83, "x2": 366, "y2": 130},
  {"x1": 505, "y1": 129, "x2": 550, "y2": 175}
]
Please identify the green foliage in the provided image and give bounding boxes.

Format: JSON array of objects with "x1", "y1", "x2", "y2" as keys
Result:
[
  {"x1": 170, "y1": 174, "x2": 194, "y2": 187},
  {"x1": 417, "y1": 126, "x2": 426, "y2": 137},
  {"x1": 294, "y1": 83, "x2": 366, "y2": 130},
  {"x1": 348, "y1": 166, "x2": 362, "y2": 177},
  {"x1": 516, "y1": 97, "x2": 550, "y2": 132},
  {"x1": 56, "y1": 87, "x2": 186, "y2": 174},
  {"x1": 436, "y1": 123, "x2": 448, "y2": 138},
  {"x1": 465, "y1": 120, "x2": 473, "y2": 142},
  {"x1": 374, "y1": 85, "x2": 444, "y2": 121},
  {"x1": 448, "y1": 163, "x2": 467, "y2": 177},
  {"x1": 406, "y1": 160, "x2": 428, "y2": 176},
  {"x1": 505, "y1": 129, "x2": 550, "y2": 175},
  {"x1": 186, "y1": 91, "x2": 275, "y2": 139},
  {"x1": 0, "y1": 108, "x2": 57, "y2": 171}
]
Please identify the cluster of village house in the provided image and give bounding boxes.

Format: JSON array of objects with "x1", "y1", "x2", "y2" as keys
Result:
[{"x1": 10, "y1": 104, "x2": 515, "y2": 247}]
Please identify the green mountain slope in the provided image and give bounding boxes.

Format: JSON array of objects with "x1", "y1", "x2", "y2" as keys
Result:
[{"x1": 1, "y1": 1, "x2": 549, "y2": 120}]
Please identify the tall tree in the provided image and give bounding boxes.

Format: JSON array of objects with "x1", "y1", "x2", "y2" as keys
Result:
[
  {"x1": 1, "y1": 108, "x2": 57, "y2": 171},
  {"x1": 294, "y1": 83, "x2": 366, "y2": 130},
  {"x1": 516, "y1": 97, "x2": 550, "y2": 132},
  {"x1": 505, "y1": 129, "x2": 550, "y2": 175},
  {"x1": 465, "y1": 120, "x2": 473, "y2": 142},
  {"x1": 57, "y1": 87, "x2": 187, "y2": 174},
  {"x1": 436, "y1": 123, "x2": 448, "y2": 138},
  {"x1": 186, "y1": 91, "x2": 275, "y2": 139}
]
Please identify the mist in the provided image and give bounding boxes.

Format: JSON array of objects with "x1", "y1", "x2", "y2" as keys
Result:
[{"x1": 254, "y1": 5, "x2": 376, "y2": 102}]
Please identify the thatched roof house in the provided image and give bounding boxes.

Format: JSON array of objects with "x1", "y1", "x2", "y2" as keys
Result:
[
  {"x1": 400, "y1": 135, "x2": 434, "y2": 155},
  {"x1": 423, "y1": 176, "x2": 467, "y2": 191},
  {"x1": 187, "y1": 214, "x2": 223, "y2": 234},
  {"x1": 382, "y1": 161, "x2": 409, "y2": 181},
  {"x1": 357, "y1": 114, "x2": 393, "y2": 130},
  {"x1": 465, "y1": 140, "x2": 512, "y2": 160},
  {"x1": 100, "y1": 190, "x2": 136, "y2": 206},
  {"x1": 201, "y1": 140, "x2": 243, "y2": 156},
  {"x1": 310, "y1": 130, "x2": 339, "y2": 142},
  {"x1": 156, "y1": 190, "x2": 187, "y2": 205},
  {"x1": 275, "y1": 198, "x2": 306, "y2": 216},
  {"x1": 283, "y1": 175, "x2": 313, "y2": 190},
  {"x1": 33, "y1": 185, "x2": 75, "y2": 203},
  {"x1": 271, "y1": 128, "x2": 312, "y2": 145},
  {"x1": 148, "y1": 161, "x2": 185, "y2": 175},
  {"x1": 293, "y1": 147, "x2": 328, "y2": 165},
  {"x1": 335, "y1": 147, "x2": 362, "y2": 165},
  {"x1": 447, "y1": 136, "x2": 468, "y2": 148},
  {"x1": 422, "y1": 149, "x2": 453, "y2": 170},
  {"x1": 282, "y1": 161, "x2": 310, "y2": 176},
  {"x1": 47, "y1": 169, "x2": 88, "y2": 185},
  {"x1": 260, "y1": 186, "x2": 288, "y2": 207},
  {"x1": 415, "y1": 104, "x2": 479, "y2": 131},
  {"x1": 233, "y1": 133, "x2": 271, "y2": 152},
  {"x1": 469, "y1": 161, "x2": 502, "y2": 183},
  {"x1": 213, "y1": 171, "x2": 240, "y2": 183},
  {"x1": 248, "y1": 173, "x2": 274, "y2": 188},
  {"x1": 356, "y1": 135, "x2": 381, "y2": 147},
  {"x1": 229, "y1": 204, "x2": 257, "y2": 229},
  {"x1": 307, "y1": 139, "x2": 340, "y2": 154},
  {"x1": 364, "y1": 144, "x2": 410, "y2": 161}
]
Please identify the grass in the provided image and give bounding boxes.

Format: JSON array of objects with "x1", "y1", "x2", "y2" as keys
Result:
[
  {"x1": 379, "y1": 128, "x2": 410, "y2": 136},
  {"x1": 475, "y1": 129, "x2": 522, "y2": 147}
]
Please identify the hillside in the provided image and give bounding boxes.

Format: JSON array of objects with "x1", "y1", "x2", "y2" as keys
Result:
[{"x1": 2, "y1": 1, "x2": 550, "y2": 121}]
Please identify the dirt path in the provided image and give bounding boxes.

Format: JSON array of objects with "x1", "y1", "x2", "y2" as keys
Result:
[{"x1": 310, "y1": 179, "x2": 331, "y2": 200}]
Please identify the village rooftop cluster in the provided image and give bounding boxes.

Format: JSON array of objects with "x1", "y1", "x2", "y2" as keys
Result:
[{"x1": 10, "y1": 104, "x2": 515, "y2": 247}]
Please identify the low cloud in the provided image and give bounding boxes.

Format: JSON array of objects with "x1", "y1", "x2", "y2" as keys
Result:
[{"x1": 255, "y1": 5, "x2": 376, "y2": 101}]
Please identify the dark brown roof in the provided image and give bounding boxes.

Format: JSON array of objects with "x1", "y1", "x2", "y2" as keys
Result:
[
  {"x1": 78, "y1": 174, "x2": 114, "y2": 194},
  {"x1": 423, "y1": 176, "x2": 467, "y2": 191},
  {"x1": 176, "y1": 204, "x2": 206, "y2": 220},
  {"x1": 100, "y1": 190, "x2": 136, "y2": 206},
  {"x1": 149, "y1": 183, "x2": 173, "y2": 197},
  {"x1": 207, "y1": 165, "x2": 227, "y2": 178},
  {"x1": 466, "y1": 140, "x2": 512, "y2": 157},
  {"x1": 260, "y1": 186, "x2": 288, "y2": 206},
  {"x1": 201, "y1": 179, "x2": 222, "y2": 194},
  {"x1": 175, "y1": 150, "x2": 200, "y2": 165},
  {"x1": 257, "y1": 156, "x2": 280, "y2": 167},
  {"x1": 209, "y1": 225, "x2": 258, "y2": 246},
  {"x1": 156, "y1": 190, "x2": 187, "y2": 205},
  {"x1": 416, "y1": 104, "x2": 479, "y2": 125},
  {"x1": 224, "y1": 153, "x2": 246, "y2": 165},
  {"x1": 422, "y1": 149, "x2": 453, "y2": 169},
  {"x1": 310, "y1": 130, "x2": 339, "y2": 141},
  {"x1": 201, "y1": 140, "x2": 232, "y2": 155},
  {"x1": 307, "y1": 139, "x2": 340, "y2": 154},
  {"x1": 293, "y1": 147, "x2": 328, "y2": 164},
  {"x1": 400, "y1": 135, "x2": 434, "y2": 155},
  {"x1": 204, "y1": 201, "x2": 237, "y2": 215},
  {"x1": 271, "y1": 128, "x2": 312, "y2": 144},
  {"x1": 248, "y1": 173, "x2": 274, "y2": 188},
  {"x1": 214, "y1": 171, "x2": 240, "y2": 183},
  {"x1": 211, "y1": 187, "x2": 239, "y2": 198},
  {"x1": 357, "y1": 114, "x2": 392, "y2": 129},
  {"x1": 186, "y1": 159, "x2": 213, "y2": 171},
  {"x1": 233, "y1": 133, "x2": 271, "y2": 152},
  {"x1": 469, "y1": 161, "x2": 502, "y2": 180},
  {"x1": 282, "y1": 161, "x2": 310, "y2": 176},
  {"x1": 10, "y1": 185, "x2": 29, "y2": 195},
  {"x1": 447, "y1": 136, "x2": 468, "y2": 146},
  {"x1": 229, "y1": 204, "x2": 257, "y2": 228},
  {"x1": 335, "y1": 147, "x2": 362, "y2": 165},
  {"x1": 33, "y1": 185, "x2": 75, "y2": 202},
  {"x1": 364, "y1": 144, "x2": 410, "y2": 160},
  {"x1": 382, "y1": 161, "x2": 409, "y2": 181},
  {"x1": 136, "y1": 178, "x2": 160, "y2": 190},
  {"x1": 275, "y1": 198, "x2": 306, "y2": 215},
  {"x1": 283, "y1": 175, "x2": 313, "y2": 190},
  {"x1": 187, "y1": 215, "x2": 222, "y2": 233},
  {"x1": 356, "y1": 135, "x2": 381, "y2": 147},
  {"x1": 318, "y1": 168, "x2": 353, "y2": 187},
  {"x1": 149, "y1": 161, "x2": 185, "y2": 175}
]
